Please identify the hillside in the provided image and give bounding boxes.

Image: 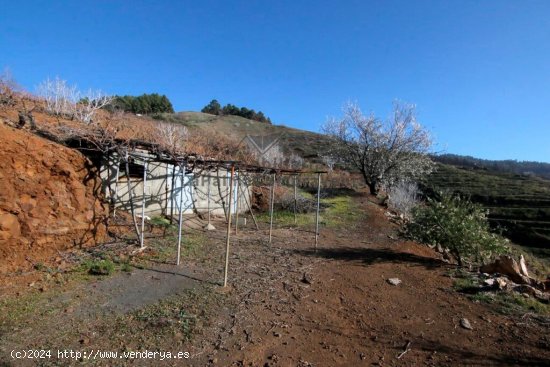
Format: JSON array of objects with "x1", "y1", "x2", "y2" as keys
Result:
[
  {"x1": 154, "y1": 111, "x2": 334, "y2": 162},
  {"x1": 425, "y1": 163, "x2": 550, "y2": 256},
  {"x1": 433, "y1": 153, "x2": 550, "y2": 179},
  {"x1": 0, "y1": 98, "x2": 549, "y2": 366},
  {"x1": 152, "y1": 111, "x2": 550, "y2": 256}
]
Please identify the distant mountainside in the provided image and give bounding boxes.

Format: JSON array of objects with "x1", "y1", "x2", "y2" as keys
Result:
[{"x1": 432, "y1": 154, "x2": 550, "y2": 180}]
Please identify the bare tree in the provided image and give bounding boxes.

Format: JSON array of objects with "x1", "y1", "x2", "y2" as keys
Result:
[
  {"x1": 323, "y1": 101, "x2": 433, "y2": 195},
  {"x1": 153, "y1": 122, "x2": 189, "y2": 155},
  {"x1": 74, "y1": 89, "x2": 114, "y2": 124},
  {"x1": 36, "y1": 76, "x2": 112, "y2": 124},
  {"x1": 385, "y1": 180, "x2": 420, "y2": 219},
  {"x1": 319, "y1": 153, "x2": 337, "y2": 172},
  {"x1": 286, "y1": 153, "x2": 304, "y2": 170},
  {"x1": 0, "y1": 68, "x2": 21, "y2": 107},
  {"x1": 36, "y1": 77, "x2": 78, "y2": 117},
  {"x1": 258, "y1": 142, "x2": 285, "y2": 167}
]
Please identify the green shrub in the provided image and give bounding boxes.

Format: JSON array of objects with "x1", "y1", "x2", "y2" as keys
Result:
[
  {"x1": 406, "y1": 193, "x2": 508, "y2": 265},
  {"x1": 87, "y1": 259, "x2": 115, "y2": 276},
  {"x1": 150, "y1": 216, "x2": 172, "y2": 228}
]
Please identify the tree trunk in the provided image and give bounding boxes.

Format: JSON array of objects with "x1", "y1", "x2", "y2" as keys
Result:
[
  {"x1": 361, "y1": 171, "x2": 379, "y2": 195},
  {"x1": 367, "y1": 183, "x2": 377, "y2": 195},
  {"x1": 367, "y1": 181, "x2": 378, "y2": 196}
]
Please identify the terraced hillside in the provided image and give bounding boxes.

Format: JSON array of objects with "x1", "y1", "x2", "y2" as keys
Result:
[{"x1": 425, "y1": 163, "x2": 550, "y2": 257}]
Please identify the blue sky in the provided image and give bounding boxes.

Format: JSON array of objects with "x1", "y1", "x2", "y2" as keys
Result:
[{"x1": 2, "y1": 1, "x2": 549, "y2": 162}]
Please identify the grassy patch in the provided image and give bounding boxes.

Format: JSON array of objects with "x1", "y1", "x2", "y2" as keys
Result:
[
  {"x1": 0, "y1": 292, "x2": 42, "y2": 327},
  {"x1": 149, "y1": 215, "x2": 173, "y2": 228},
  {"x1": 256, "y1": 194, "x2": 362, "y2": 229},
  {"x1": 494, "y1": 293, "x2": 550, "y2": 315},
  {"x1": 144, "y1": 231, "x2": 209, "y2": 264},
  {"x1": 102, "y1": 286, "x2": 223, "y2": 348},
  {"x1": 449, "y1": 269, "x2": 550, "y2": 315},
  {"x1": 453, "y1": 276, "x2": 478, "y2": 292},
  {"x1": 323, "y1": 196, "x2": 362, "y2": 227},
  {"x1": 469, "y1": 292, "x2": 495, "y2": 303},
  {"x1": 257, "y1": 210, "x2": 314, "y2": 227}
]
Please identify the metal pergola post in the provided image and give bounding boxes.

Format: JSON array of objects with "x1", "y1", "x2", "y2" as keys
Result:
[
  {"x1": 315, "y1": 173, "x2": 321, "y2": 249},
  {"x1": 140, "y1": 161, "x2": 148, "y2": 248},
  {"x1": 269, "y1": 173, "x2": 276, "y2": 244},
  {"x1": 112, "y1": 155, "x2": 121, "y2": 218},
  {"x1": 223, "y1": 165, "x2": 235, "y2": 287},
  {"x1": 235, "y1": 172, "x2": 240, "y2": 234},
  {"x1": 169, "y1": 164, "x2": 175, "y2": 224},
  {"x1": 176, "y1": 164, "x2": 186, "y2": 266},
  {"x1": 124, "y1": 151, "x2": 141, "y2": 244},
  {"x1": 293, "y1": 175, "x2": 298, "y2": 224},
  {"x1": 207, "y1": 174, "x2": 211, "y2": 226}
]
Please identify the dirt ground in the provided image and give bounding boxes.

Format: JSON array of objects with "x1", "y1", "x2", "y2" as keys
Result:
[{"x1": 1, "y1": 192, "x2": 549, "y2": 366}]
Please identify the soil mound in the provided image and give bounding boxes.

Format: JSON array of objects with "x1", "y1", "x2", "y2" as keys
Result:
[{"x1": 0, "y1": 124, "x2": 107, "y2": 274}]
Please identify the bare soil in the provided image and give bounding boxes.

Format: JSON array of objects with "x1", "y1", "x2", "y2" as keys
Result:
[
  {"x1": 189, "y1": 196, "x2": 550, "y2": 367},
  {"x1": 0, "y1": 123, "x2": 107, "y2": 277},
  {"x1": 1, "y1": 193, "x2": 549, "y2": 366}
]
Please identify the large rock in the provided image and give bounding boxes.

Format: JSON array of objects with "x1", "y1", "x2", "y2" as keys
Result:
[{"x1": 480, "y1": 256, "x2": 532, "y2": 285}]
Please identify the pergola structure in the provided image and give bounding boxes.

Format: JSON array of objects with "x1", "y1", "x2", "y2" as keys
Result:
[{"x1": 73, "y1": 137, "x2": 326, "y2": 287}]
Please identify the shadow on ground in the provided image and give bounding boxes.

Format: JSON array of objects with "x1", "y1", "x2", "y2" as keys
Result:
[
  {"x1": 415, "y1": 338, "x2": 550, "y2": 366},
  {"x1": 293, "y1": 246, "x2": 446, "y2": 270}
]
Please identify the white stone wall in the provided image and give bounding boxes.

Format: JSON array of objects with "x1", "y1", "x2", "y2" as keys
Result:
[{"x1": 100, "y1": 151, "x2": 250, "y2": 218}]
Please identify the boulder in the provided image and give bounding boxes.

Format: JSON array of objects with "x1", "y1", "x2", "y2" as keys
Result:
[{"x1": 480, "y1": 256, "x2": 532, "y2": 285}]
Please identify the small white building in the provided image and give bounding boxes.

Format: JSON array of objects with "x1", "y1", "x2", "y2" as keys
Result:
[{"x1": 100, "y1": 149, "x2": 250, "y2": 219}]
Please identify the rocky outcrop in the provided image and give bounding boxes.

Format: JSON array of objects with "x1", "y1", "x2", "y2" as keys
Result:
[{"x1": 0, "y1": 124, "x2": 107, "y2": 274}]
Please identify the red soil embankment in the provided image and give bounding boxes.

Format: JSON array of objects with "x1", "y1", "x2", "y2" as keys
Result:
[{"x1": 0, "y1": 124, "x2": 107, "y2": 274}]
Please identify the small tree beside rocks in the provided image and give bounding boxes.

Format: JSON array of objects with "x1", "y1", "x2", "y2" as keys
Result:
[{"x1": 405, "y1": 193, "x2": 508, "y2": 266}]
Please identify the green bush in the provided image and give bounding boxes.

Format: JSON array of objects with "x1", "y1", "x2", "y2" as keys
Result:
[
  {"x1": 87, "y1": 259, "x2": 115, "y2": 276},
  {"x1": 150, "y1": 216, "x2": 172, "y2": 228},
  {"x1": 405, "y1": 193, "x2": 508, "y2": 265}
]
